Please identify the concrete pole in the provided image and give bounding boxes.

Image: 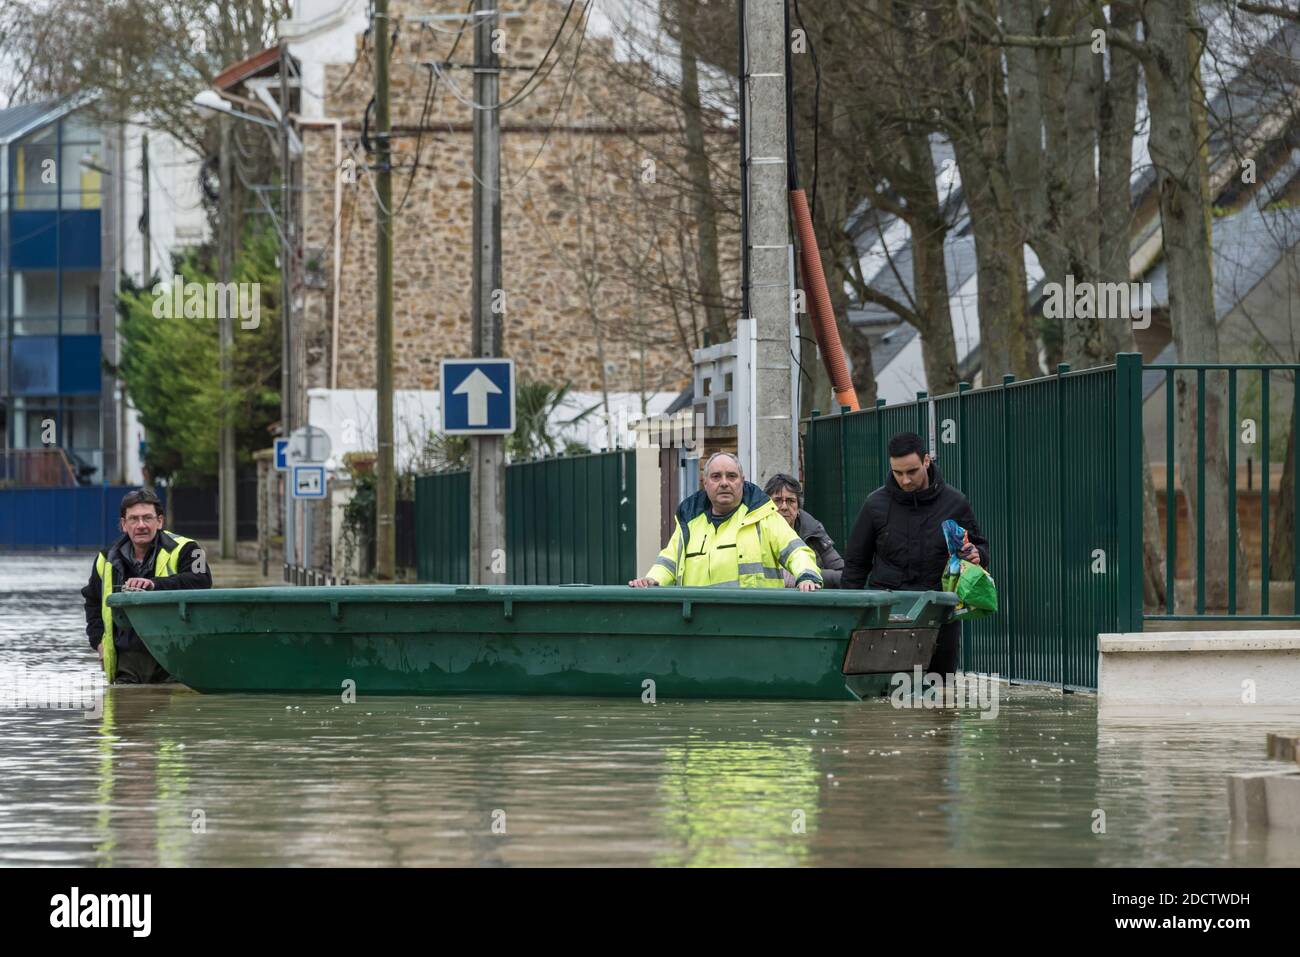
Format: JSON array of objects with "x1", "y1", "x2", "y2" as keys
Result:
[
  {"x1": 470, "y1": 0, "x2": 505, "y2": 584},
  {"x1": 280, "y1": 44, "x2": 296, "y2": 573},
  {"x1": 218, "y1": 116, "x2": 237, "y2": 559},
  {"x1": 374, "y1": 0, "x2": 397, "y2": 580},
  {"x1": 742, "y1": 0, "x2": 795, "y2": 486}
]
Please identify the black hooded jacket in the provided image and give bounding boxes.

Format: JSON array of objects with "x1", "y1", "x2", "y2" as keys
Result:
[{"x1": 841, "y1": 460, "x2": 989, "y2": 591}]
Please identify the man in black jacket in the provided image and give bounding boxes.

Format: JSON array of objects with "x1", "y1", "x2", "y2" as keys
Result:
[
  {"x1": 842, "y1": 432, "x2": 989, "y2": 675},
  {"x1": 82, "y1": 488, "x2": 212, "y2": 683}
]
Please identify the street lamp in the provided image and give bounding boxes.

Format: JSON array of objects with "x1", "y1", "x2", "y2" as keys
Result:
[
  {"x1": 193, "y1": 90, "x2": 303, "y2": 152},
  {"x1": 193, "y1": 89, "x2": 275, "y2": 127}
]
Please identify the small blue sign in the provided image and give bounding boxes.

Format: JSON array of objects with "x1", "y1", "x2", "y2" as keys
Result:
[
  {"x1": 291, "y1": 465, "x2": 326, "y2": 499},
  {"x1": 274, "y1": 438, "x2": 290, "y2": 471},
  {"x1": 441, "y1": 359, "x2": 515, "y2": 435}
]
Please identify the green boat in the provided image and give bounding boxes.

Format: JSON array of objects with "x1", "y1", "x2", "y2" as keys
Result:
[{"x1": 107, "y1": 585, "x2": 958, "y2": 700}]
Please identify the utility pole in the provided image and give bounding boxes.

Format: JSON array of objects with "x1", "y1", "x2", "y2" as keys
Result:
[
  {"x1": 279, "y1": 44, "x2": 296, "y2": 573},
  {"x1": 374, "y1": 0, "x2": 397, "y2": 580},
  {"x1": 741, "y1": 0, "x2": 794, "y2": 485},
  {"x1": 470, "y1": 0, "x2": 505, "y2": 584},
  {"x1": 218, "y1": 117, "x2": 237, "y2": 559},
  {"x1": 140, "y1": 133, "x2": 151, "y2": 282}
]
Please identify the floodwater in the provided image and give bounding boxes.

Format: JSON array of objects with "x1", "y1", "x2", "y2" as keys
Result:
[{"x1": 2, "y1": 554, "x2": 1298, "y2": 867}]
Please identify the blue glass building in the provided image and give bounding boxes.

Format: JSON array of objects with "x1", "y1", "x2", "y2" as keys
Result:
[{"x1": 0, "y1": 95, "x2": 121, "y2": 484}]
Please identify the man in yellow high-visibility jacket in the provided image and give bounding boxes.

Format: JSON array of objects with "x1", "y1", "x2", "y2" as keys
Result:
[
  {"x1": 629, "y1": 452, "x2": 823, "y2": 591},
  {"x1": 81, "y1": 488, "x2": 212, "y2": 683}
]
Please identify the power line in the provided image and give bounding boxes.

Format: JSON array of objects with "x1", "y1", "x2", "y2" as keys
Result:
[
  {"x1": 421, "y1": 0, "x2": 587, "y2": 113},
  {"x1": 431, "y1": 4, "x2": 591, "y2": 196},
  {"x1": 392, "y1": 2, "x2": 475, "y2": 219}
]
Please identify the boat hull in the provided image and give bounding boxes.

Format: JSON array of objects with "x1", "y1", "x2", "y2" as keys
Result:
[{"x1": 107, "y1": 585, "x2": 958, "y2": 701}]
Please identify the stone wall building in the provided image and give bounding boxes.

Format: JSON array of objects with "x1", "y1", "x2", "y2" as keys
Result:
[{"x1": 244, "y1": 0, "x2": 731, "y2": 426}]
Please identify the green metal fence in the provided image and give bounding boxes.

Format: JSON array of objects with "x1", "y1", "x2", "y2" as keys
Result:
[
  {"x1": 805, "y1": 363, "x2": 1124, "y2": 690},
  {"x1": 414, "y1": 470, "x2": 471, "y2": 584},
  {"x1": 415, "y1": 451, "x2": 638, "y2": 585},
  {"x1": 505, "y1": 450, "x2": 638, "y2": 585},
  {"x1": 1132, "y1": 358, "x2": 1300, "y2": 623}
]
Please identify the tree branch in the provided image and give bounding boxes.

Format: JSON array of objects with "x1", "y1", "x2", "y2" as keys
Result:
[{"x1": 1237, "y1": 2, "x2": 1300, "y2": 24}]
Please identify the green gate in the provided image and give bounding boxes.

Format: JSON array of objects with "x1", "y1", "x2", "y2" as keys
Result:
[
  {"x1": 1133, "y1": 358, "x2": 1300, "y2": 623},
  {"x1": 804, "y1": 363, "x2": 1123, "y2": 690},
  {"x1": 505, "y1": 450, "x2": 638, "y2": 585},
  {"x1": 413, "y1": 470, "x2": 470, "y2": 584}
]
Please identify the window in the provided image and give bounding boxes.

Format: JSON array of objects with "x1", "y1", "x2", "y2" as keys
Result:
[
  {"x1": 10, "y1": 397, "x2": 58, "y2": 448},
  {"x1": 10, "y1": 337, "x2": 58, "y2": 395},
  {"x1": 12, "y1": 127, "x2": 57, "y2": 210},
  {"x1": 11, "y1": 271, "x2": 58, "y2": 335},
  {"x1": 60, "y1": 138, "x2": 103, "y2": 211},
  {"x1": 64, "y1": 397, "x2": 100, "y2": 450},
  {"x1": 61, "y1": 271, "x2": 100, "y2": 333}
]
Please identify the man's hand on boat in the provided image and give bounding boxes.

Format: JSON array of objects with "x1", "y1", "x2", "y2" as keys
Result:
[
  {"x1": 122, "y1": 577, "x2": 156, "y2": 591},
  {"x1": 627, "y1": 576, "x2": 821, "y2": 591}
]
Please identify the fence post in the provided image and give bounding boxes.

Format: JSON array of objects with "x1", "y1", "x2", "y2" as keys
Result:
[
  {"x1": 875, "y1": 397, "x2": 886, "y2": 492},
  {"x1": 1056, "y1": 363, "x2": 1069, "y2": 688},
  {"x1": 1261, "y1": 370, "x2": 1270, "y2": 615},
  {"x1": 1114, "y1": 353, "x2": 1143, "y2": 633},
  {"x1": 1001, "y1": 374, "x2": 1015, "y2": 676},
  {"x1": 957, "y1": 382, "x2": 970, "y2": 494},
  {"x1": 839, "y1": 405, "x2": 851, "y2": 546},
  {"x1": 807, "y1": 408, "x2": 818, "y2": 488}
]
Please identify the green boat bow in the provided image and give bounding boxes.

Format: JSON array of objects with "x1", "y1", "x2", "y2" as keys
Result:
[{"x1": 107, "y1": 584, "x2": 958, "y2": 700}]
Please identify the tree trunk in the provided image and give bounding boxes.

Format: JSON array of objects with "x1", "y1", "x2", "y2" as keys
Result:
[
  {"x1": 1097, "y1": 1, "x2": 1166, "y2": 610},
  {"x1": 1058, "y1": 3, "x2": 1104, "y2": 369},
  {"x1": 827, "y1": 252, "x2": 877, "y2": 405},
  {"x1": 953, "y1": 30, "x2": 1040, "y2": 383},
  {"x1": 904, "y1": 133, "x2": 959, "y2": 395},
  {"x1": 678, "y1": 4, "x2": 729, "y2": 345},
  {"x1": 1144, "y1": 0, "x2": 1240, "y2": 610},
  {"x1": 959, "y1": 154, "x2": 1037, "y2": 383}
]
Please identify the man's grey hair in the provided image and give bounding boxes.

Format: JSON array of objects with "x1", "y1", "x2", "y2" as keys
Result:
[{"x1": 702, "y1": 451, "x2": 743, "y2": 476}]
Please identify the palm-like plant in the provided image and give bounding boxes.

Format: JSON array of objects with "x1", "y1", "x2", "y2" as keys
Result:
[{"x1": 506, "y1": 380, "x2": 596, "y2": 461}]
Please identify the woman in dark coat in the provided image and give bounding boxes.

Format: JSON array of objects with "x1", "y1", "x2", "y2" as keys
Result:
[{"x1": 763, "y1": 474, "x2": 844, "y2": 588}]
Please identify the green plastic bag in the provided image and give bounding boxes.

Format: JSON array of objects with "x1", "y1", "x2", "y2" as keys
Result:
[{"x1": 941, "y1": 559, "x2": 998, "y2": 620}]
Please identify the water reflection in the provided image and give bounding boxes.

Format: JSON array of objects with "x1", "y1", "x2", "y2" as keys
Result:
[{"x1": 3, "y1": 556, "x2": 1299, "y2": 866}]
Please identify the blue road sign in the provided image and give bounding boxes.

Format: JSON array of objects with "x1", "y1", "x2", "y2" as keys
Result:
[
  {"x1": 291, "y1": 465, "x2": 327, "y2": 499},
  {"x1": 441, "y1": 358, "x2": 515, "y2": 435},
  {"x1": 274, "y1": 438, "x2": 290, "y2": 471}
]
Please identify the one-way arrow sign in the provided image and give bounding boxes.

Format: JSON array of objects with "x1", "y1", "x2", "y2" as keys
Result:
[
  {"x1": 441, "y1": 358, "x2": 515, "y2": 435},
  {"x1": 453, "y1": 367, "x2": 503, "y2": 427}
]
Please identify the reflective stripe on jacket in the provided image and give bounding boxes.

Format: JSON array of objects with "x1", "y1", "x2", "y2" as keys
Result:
[
  {"x1": 645, "y1": 481, "x2": 822, "y2": 588},
  {"x1": 96, "y1": 530, "x2": 195, "y2": 678}
]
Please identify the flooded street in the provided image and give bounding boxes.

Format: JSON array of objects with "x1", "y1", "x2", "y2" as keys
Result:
[{"x1": 1, "y1": 555, "x2": 1297, "y2": 867}]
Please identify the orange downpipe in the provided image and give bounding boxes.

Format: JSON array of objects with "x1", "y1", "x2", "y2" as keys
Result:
[{"x1": 790, "y1": 188, "x2": 859, "y2": 411}]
